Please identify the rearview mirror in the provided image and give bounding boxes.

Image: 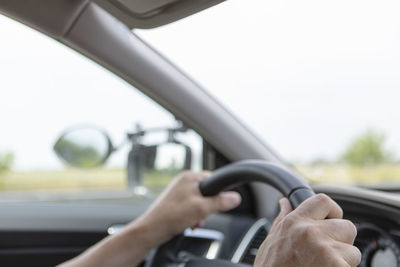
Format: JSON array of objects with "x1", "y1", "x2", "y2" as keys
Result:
[{"x1": 54, "y1": 127, "x2": 113, "y2": 168}]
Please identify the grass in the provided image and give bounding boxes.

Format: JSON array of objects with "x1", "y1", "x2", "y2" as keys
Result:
[
  {"x1": 0, "y1": 168, "x2": 175, "y2": 192},
  {"x1": 296, "y1": 164, "x2": 400, "y2": 186},
  {"x1": 0, "y1": 164, "x2": 400, "y2": 194}
]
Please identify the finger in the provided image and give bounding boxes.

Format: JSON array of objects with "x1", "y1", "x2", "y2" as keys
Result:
[
  {"x1": 199, "y1": 170, "x2": 212, "y2": 178},
  {"x1": 334, "y1": 242, "x2": 362, "y2": 267},
  {"x1": 294, "y1": 193, "x2": 343, "y2": 220},
  {"x1": 320, "y1": 219, "x2": 358, "y2": 244},
  {"x1": 274, "y1": 198, "x2": 293, "y2": 224},
  {"x1": 280, "y1": 198, "x2": 293, "y2": 215},
  {"x1": 191, "y1": 220, "x2": 205, "y2": 230},
  {"x1": 204, "y1": 191, "x2": 241, "y2": 213},
  {"x1": 195, "y1": 171, "x2": 212, "y2": 182}
]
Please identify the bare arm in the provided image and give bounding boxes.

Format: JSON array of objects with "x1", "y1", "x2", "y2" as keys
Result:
[{"x1": 57, "y1": 171, "x2": 241, "y2": 267}]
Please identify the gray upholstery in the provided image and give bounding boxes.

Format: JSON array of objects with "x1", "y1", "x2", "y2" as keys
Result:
[{"x1": 0, "y1": 0, "x2": 88, "y2": 38}]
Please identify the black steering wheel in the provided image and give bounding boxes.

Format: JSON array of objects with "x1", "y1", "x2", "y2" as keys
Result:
[{"x1": 146, "y1": 160, "x2": 315, "y2": 267}]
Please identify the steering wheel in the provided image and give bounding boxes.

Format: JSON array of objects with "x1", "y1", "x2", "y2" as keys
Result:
[{"x1": 146, "y1": 160, "x2": 315, "y2": 267}]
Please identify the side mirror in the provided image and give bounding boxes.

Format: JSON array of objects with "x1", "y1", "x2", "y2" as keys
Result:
[{"x1": 54, "y1": 127, "x2": 113, "y2": 168}]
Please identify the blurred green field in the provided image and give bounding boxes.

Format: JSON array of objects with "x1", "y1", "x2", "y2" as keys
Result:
[
  {"x1": 297, "y1": 164, "x2": 400, "y2": 186},
  {"x1": 0, "y1": 168, "x2": 174, "y2": 192},
  {"x1": 0, "y1": 164, "x2": 400, "y2": 193}
]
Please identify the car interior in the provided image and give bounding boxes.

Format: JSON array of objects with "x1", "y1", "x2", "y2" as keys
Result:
[{"x1": 1, "y1": 1, "x2": 400, "y2": 267}]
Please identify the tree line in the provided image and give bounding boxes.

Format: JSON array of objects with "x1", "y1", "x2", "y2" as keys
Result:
[
  {"x1": 0, "y1": 128, "x2": 396, "y2": 175},
  {"x1": 0, "y1": 152, "x2": 13, "y2": 175}
]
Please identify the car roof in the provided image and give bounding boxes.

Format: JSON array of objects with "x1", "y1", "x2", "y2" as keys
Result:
[
  {"x1": 93, "y1": 0, "x2": 226, "y2": 29},
  {"x1": 0, "y1": 0, "x2": 226, "y2": 32}
]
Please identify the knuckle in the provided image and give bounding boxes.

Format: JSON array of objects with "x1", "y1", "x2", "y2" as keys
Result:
[
  {"x1": 199, "y1": 170, "x2": 211, "y2": 178},
  {"x1": 337, "y1": 206, "x2": 344, "y2": 219},
  {"x1": 342, "y1": 219, "x2": 357, "y2": 238},
  {"x1": 281, "y1": 214, "x2": 296, "y2": 228},
  {"x1": 315, "y1": 193, "x2": 331, "y2": 205},
  {"x1": 178, "y1": 170, "x2": 192, "y2": 180},
  {"x1": 197, "y1": 201, "x2": 208, "y2": 216},
  {"x1": 183, "y1": 171, "x2": 202, "y2": 184},
  {"x1": 300, "y1": 224, "x2": 319, "y2": 241},
  {"x1": 315, "y1": 193, "x2": 343, "y2": 218},
  {"x1": 316, "y1": 242, "x2": 333, "y2": 256},
  {"x1": 192, "y1": 199, "x2": 205, "y2": 213},
  {"x1": 178, "y1": 171, "x2": 191, "y2": 181}
]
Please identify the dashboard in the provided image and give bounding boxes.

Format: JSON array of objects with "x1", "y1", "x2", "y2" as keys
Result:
[
  {"x1": 355, "y1": 222, "x2": 400, "y2": 266},
  {"x1": 320, "y1": 186, "x2": 400, "y2": 267},
  {"x1": 226, "y1": 219, "x2": 400, "y2": 267}
]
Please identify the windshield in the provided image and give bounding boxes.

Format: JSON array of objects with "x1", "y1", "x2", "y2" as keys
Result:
[{"x1": 137, "y1": 0, "x2": 400, "y2": 187}]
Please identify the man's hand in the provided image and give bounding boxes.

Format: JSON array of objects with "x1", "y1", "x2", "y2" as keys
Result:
[
  {"x1": 58, "y1": 171, "x2": 241, "y2": 267},
  {"x1": 254, "y1": 194, "x2": 361, "y2": 267},
  {"x1": 136, "y1": 171, "x2": 242, "y2": 243}
]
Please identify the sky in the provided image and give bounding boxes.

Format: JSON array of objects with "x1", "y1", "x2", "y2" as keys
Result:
[{"x1": 1, "y1": 0, "x2": 400, "y2": 170}]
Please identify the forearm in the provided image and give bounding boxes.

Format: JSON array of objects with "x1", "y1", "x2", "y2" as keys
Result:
[
  {"x1": 56, "y1": 172, "x2": 241, "y2": 267},
  {"x1": 57, "y1": 216, "x2": 169, "y2": 267}
]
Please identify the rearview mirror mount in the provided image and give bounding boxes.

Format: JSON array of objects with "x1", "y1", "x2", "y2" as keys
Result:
[{"x1": 126, "y1": 124, "x2": 192, "y2": 194}]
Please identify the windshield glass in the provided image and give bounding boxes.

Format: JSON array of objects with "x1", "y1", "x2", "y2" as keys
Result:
[{"x1": 138, "y1": 0, "x2": 400, "y2": 187}]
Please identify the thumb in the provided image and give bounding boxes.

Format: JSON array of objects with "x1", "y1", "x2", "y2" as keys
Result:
[
  {"x1": 205, "y1": 191, "x2": 242, "y2": 213},
  {"x1": 275, "y1": 198, "x2": 293, "y2": 221}
]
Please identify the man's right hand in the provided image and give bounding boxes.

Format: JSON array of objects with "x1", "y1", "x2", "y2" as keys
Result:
[{"x1": 254, "y1": 194, "x2": 361, "y2": 267}]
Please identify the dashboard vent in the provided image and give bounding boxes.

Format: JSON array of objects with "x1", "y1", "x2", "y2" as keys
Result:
[
  {"x1": 240, "y1": 226, "x2": 268, "y2": 265},
  {"x1": 231, "y1": 218, "x2": 270, "y2": 265}
]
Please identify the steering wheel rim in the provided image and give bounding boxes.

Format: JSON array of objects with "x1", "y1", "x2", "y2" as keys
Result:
[
  {"x1": 200, "y1": 160, "x2": 314, "y2": 209},
  {"x1": 146, "y1": 160, "x2": 315, "y2": 267}
]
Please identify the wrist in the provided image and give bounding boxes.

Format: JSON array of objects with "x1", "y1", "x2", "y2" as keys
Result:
[{"x1": 127, "y1": 212, "x2": 174, "y2": 249}]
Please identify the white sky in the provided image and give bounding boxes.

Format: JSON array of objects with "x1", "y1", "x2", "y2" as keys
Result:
[
  {"x1": 138, "y1": 0, "x2": 400, "y2": 162},
  {"x1": 1, "y1": 0, "x2": 400, "y2": 170}
]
